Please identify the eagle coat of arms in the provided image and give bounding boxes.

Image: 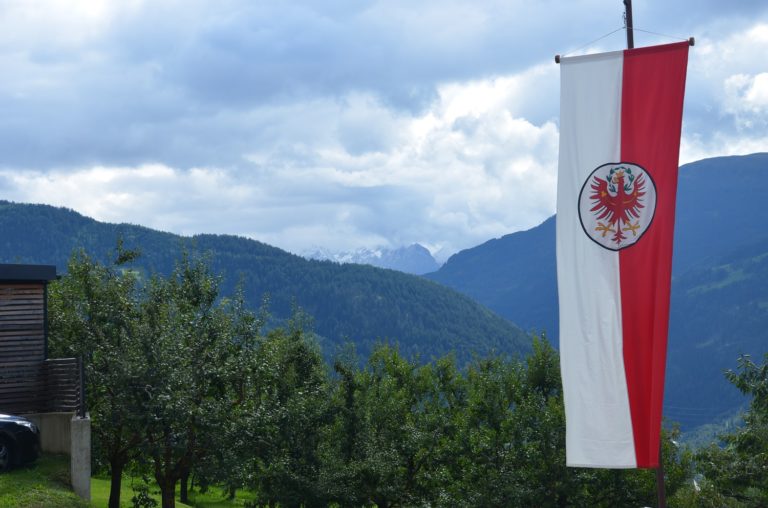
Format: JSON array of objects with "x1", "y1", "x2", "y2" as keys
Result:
[{"x1": 577, "y1": 162, "x2": 657, "y2": 251}]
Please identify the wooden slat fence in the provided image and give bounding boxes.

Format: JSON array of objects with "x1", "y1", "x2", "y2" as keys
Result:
[
  {"x1": 0, "y1": 358, "x2": 82, "y2": 414},
  {"x1": 45, "y1": 358, "x2": 82, "y2": 413}
]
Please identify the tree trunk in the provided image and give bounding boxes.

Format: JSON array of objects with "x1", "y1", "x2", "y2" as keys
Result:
[
  {"x1": 108, "y1": 460, "x2": 124, "y2": 508},
  {"x1": 179, "y1": 468, "x2": 190, "y2": 504},
  {"x1": 158, "y1": 476, "x2": 177, "y2": 508}
]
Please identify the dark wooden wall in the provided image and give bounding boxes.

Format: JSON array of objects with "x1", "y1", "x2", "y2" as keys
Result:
[
  {"x1": 0, "y1": 283, "x2": 45, "y2": 362},
  {"x1": 0, "y1": 283, "x2": 80, "y2": 414}
]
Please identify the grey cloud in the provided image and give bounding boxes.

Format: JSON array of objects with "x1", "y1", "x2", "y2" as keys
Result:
[
  {"x1": 1, "y1": 0, "x2": 768, "y2": 260},
  {"x1": 94, "y1": 1, "x2": 645, "y2": 110},
  {"x1": 3, "y1": 0, "x2": 765, "y2": 171},
  {"x1": 637, "y1": 1, "x2": 767, "y2": 33}
]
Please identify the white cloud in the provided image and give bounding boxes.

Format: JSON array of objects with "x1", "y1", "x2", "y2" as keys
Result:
[
  {"x1": 1, "y1": 164, "x2": 252, "y2": 233},
  {"x1": 1, "y1": 63, "x2": 559, "y2": 261},
  {"x1": 723, "y1": 72, "x2": 768, "y2": 126},
  {"x1": 678, "y1": 22, "x2": 768, "y2": 163},
  {"x1": 680, "y1": 132, "x2": 768, "y2": 166},
  {"x1": 744, "y1": 73, "x2": 768, "y2": 107},
  {"x1": 243, "y1": 69, "x2": 560, "y2": 257},
  {"x1": 0, "y1": 0, "x2": 147, "y2": 51}
]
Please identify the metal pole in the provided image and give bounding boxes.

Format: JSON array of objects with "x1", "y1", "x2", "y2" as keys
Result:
[
  {"x1": 43, "y1": 282, "x2": 48, "y2": 360},
  {"x1": 656, "y1": 441, "x2": 667, "y2": 507},
  {"x1": 624, "y1": 0, "x2": 635, "y2": 49},
  {"x1": 78, "y1": 355, "x2": 86, "y2": 418}
]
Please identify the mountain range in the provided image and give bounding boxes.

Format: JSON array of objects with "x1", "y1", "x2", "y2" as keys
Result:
[
  {"x1": 303, "y1": 244, "x2": 440, "y2": 275},
  {"x1": 0, "y1": 200, "x2": 528, "y2": 364},
  {"x1": 1, "y1": 152, "x2": 763, "y2": 431},
  {"x1": 426, "y1": 152, "x2": 768, "y2": 429}
]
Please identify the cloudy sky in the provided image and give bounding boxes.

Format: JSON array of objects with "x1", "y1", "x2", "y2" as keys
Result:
[{"x1": 1, "y1": 0, "x2": 767, "y2": 261}]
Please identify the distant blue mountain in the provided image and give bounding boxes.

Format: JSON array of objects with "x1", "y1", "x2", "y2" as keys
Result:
[
  {"x1": 304, "y1": 244, "x2": 440, "y2": 275},
  {"x1": 426, "y1": 152, "x2": 768, "y2": 428},
  {"x1": 426, "y1": 216, "x2": 558, "y2": 340}
]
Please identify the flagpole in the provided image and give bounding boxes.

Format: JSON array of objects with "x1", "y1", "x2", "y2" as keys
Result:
[
  {"x1": 624, "y1": 0, "x2": 634, "y2": 49},
  {"x1": 656, "y1": 444, "x2": 667, "y2": 508}
]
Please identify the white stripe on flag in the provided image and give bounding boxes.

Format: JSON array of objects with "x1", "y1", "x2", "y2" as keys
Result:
[{"x1": 556, "y1": 50, "x2": 637, "y2": 468}]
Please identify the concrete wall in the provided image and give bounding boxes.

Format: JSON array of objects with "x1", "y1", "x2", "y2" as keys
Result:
[
  {"x1": 22, "y1": 411, "x2": 73, "y2": 455},
  {"x1": 23, "y1": 411, "x2": 91, "y2": 501}
]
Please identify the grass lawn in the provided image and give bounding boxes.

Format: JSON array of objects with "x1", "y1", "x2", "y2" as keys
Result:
[
  {"x1": 0, "y1": 453, "x2": 255, "y2": 508},
  {"x1": 0, "y1": 454, "x2": 87, "y2": 508},
  {"x1": 91, "y1": 476, "x2": 257, "y2": 507}
]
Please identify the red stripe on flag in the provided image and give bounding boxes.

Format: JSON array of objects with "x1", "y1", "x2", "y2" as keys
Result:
[{"x1": 619, "y1": 42, "x2": 689, "y2": 468}]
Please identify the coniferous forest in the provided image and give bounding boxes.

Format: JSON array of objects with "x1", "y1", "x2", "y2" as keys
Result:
[
  {"x1": 0, "y1": 200, "x2": 528, "y2": 365},
  {"x1": 48, "y1": 248, "x2": 768, "y2": 508}
]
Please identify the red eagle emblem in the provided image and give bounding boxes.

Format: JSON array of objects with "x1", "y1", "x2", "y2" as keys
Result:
[{"x1": 589, "y1": 166, "x2": 647, "y2": 245}]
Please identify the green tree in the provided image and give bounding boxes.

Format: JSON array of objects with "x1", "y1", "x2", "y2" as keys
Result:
[
  {"x1": 134, "y1": 254, "x2": 259, "y2": 508},
  {"x1": 48, "y1": 246, "x2": 145, "y2": 508},
  {"x1": 245, "y1": 320, "x2": 330, "y2": 507},
  {"x1": 443, "y1": 337, "x2": 694, "y2": 507},
  {"x1": 192, "y1": 289, "x2": 268, "y2": 502},
  {"x1": 441, "y1": 338, "x2": 570, "y2": 506},
  {"x1": 693, "y1": 353, "x2": 768, "y2": 507},
  {"x1": 318, "y1": 345, "x2": 465, "y2": 506}
]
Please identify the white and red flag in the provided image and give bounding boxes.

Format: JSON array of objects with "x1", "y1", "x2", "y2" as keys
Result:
[{"x1": 556, "y1": 42, "x2": 689, "y2": 468}]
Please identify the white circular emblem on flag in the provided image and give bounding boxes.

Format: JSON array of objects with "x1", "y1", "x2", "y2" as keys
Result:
[{"x1": 578, "y1": 162, "x2": 657, "y2": 251}]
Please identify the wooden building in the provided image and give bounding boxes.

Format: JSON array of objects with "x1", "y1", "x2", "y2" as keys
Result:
[
  {"x1": 0, "y1": 264, "x2": 79, "y2": 415},
  {"x1": 0, "y1": 263, "x2": 90, "y2": 498}
]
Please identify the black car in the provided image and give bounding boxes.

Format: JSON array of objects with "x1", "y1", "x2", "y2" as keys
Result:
[{"x1": 0, "y1": 414, "x2": 40, "y2": 471}]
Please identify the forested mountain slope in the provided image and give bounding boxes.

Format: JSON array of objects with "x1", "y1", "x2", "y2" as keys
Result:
[{"x1": 0, "y1": 201, "x2": 529, "y2": 362}]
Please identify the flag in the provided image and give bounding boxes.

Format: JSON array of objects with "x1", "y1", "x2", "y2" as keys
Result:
[{"x1": 556, "y1": 42, "x2": 689, "y2": 468}]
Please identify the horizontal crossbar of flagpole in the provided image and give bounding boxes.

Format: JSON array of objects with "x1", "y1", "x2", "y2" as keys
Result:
[{"x1": 555, "y1": 36, "x2": 694, "y2": 63}]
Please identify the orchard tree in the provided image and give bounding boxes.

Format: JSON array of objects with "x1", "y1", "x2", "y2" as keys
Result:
[
  {"x1": 135, "y1": 254, "x2": 260, "y2": 508},
  {"x1": 693, "y1": 353, "x2": 768, "y2": 507},
  {"x1": 246, "y1": 319, "x2": 330, "y2": 507},
  {"x1": 48, "y1": 246, "x2": 145, "y2": 508},
  {"x1": 318, "y1": 345, "x2": 465, "y2": 506}
]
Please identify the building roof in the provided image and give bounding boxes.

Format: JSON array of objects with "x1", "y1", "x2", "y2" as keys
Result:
[{"x1": 0, "y1": 264, "x2": 57, "y2": 282}]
